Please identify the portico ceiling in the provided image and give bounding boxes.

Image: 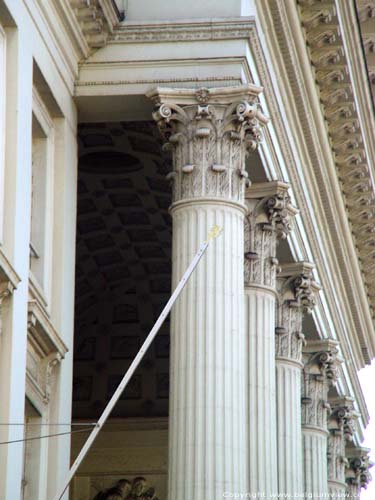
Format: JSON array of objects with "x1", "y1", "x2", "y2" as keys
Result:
[{"x1": 74, "y1": 122, "x2": 172, "y2": 419}]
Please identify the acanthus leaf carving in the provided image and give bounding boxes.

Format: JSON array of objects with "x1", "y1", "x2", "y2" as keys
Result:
[
  {"x1": 328, "y1": 398, "x2": 360, "y2": 488},
  {"x1": 147, "y1": 85, "x2": 269, "y2": 205},
  {"x1": 302, "y1": 340, "x2": 341, "y2": 429},
  {"x1": 276, "y1": 262, "x2": 320, "y2": 362},
  {"x1": 244, "y1": 182, "x2": 297, "y2": 288},
  {"x1": 345, "y1": 447, "x2": 373, "y2": 496}
]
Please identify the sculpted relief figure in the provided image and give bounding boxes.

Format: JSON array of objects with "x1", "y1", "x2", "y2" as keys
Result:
[{"x1": 93, "y1": 477, "x2": 159, "y2": 500}]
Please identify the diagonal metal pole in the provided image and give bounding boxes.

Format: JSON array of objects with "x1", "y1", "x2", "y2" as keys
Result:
[{"x1": 52, "y1": 225, "x2": 223, "y2": 500}]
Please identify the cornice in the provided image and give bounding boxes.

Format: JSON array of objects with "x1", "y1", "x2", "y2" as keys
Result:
[
  {"x1": 28, "y1": 300, "x2": 68, "y2": 358},
  {"x1": 0, "y1": 247, "x2": 20, "y2": 291},
  {"x1": 109, "y1": 18, "x2": 256, "y2": 44},
  {"x1": 55, "y1": 0, "x2": 121, "y2": 59},
  {"x1": 253, "y1": 0, "x2": 371, "y2": 430},
  {"x1": 295, "y1": 0, "x2": 375, "y2": 354},
  {"x1": 256, "y1": 0, "x2": 375, "y2": 370}
]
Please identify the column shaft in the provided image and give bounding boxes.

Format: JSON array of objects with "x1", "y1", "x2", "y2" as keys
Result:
[
  {"x1": 245, "y1": 288, "x2": 277, "y2": 496},
  {"x1": 303, "y1": 430, "x2": 328, "y2": 494},
  {"x1": 276, "y1": 361, "x2": 303, "y2": 494},
  {"x1": 170, "y1": 201, "x2": 245, "y2": 499}
]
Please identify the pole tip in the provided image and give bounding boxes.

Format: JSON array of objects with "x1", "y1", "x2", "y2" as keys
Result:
[{"x1": 206, "y1": 225, "x2": 223, "y2": 242}]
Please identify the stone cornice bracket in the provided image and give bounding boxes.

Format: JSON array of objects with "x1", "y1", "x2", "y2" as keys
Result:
[
  {"x1": 301, "y1": 339, "x2": 341, "y2": 428},
  {"x1": 276, "y1": 262, "x2": 321, "y2": 362},
  {"x1": 244, "y1": 181, "x2": 298, "y2": 287},
  {"x1": 69, "y1": 0, "x2": 121, "y2": 50},
  {"x1": 0, "y1": 280, "x2": 15, "y2": 337},
  {"x1": 27, "y1": 301, "x2": 68, "y2": 405},
  {"x1": 346, "y1": 447, "x2": 373, "y2": 490},
  {"x1": 0, "y1": 249, "x2": 20, "y2": 336},
  {"x1": 147, "y1": 85, "x2": 269, "y2": 206}
]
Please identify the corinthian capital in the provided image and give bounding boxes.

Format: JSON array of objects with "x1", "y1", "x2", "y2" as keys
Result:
[
  {"x1": 301, "y1": 340, "x2": 341, "y2": 428},
  {"x1": 329, "y1": 397, "x2": 359, "y2": 443},
  {"x1": 147, "y1": 85, "x2": 269, "y2": 205},
  {"x1": 244, "y1": 182, "x2": 298, "y2": 287},
  {"x1": 275, "y1": 262, "x2": 320, "y2": 362},
  {"x1": 346, "y1": 447, "x2": 373, "y2": 492}
]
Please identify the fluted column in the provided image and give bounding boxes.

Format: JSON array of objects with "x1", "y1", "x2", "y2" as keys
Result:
[
  {"x1": 327, "y1": 398, "x2": 358, "y2": 498},
  {"x1": 301, "y1": 340, "x2": 340, "y2": 497},
  {"x1": 148, "y1": 85, "x2": 268, "y2": 500},
  {"x1": 244, "y1": 181, "x2": 296, "y2": 497},
  {"x1": 346, "y1": 448, "x2": 373, "y2": 499},
  {"x1": 276, "y1": 262, "x2": 320, "y2": 497}
]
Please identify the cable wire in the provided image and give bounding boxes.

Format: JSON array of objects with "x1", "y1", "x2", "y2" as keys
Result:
[{"x1": 0, "y1": 427, "x2": 95, "y2": 445}]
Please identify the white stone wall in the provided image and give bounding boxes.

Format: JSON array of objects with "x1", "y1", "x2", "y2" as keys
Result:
[{"x1": 0, "y1": 2, "x2": 78, "y2": 498}]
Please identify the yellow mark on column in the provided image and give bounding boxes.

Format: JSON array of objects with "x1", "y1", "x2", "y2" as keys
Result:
[{"x1": 206, "y1": 225, "x2": 223, "y2": 242}]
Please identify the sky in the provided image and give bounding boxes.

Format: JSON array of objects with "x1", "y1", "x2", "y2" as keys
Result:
[{"x1": 357, "y1": 361, "x2": 375, "y2": 499}]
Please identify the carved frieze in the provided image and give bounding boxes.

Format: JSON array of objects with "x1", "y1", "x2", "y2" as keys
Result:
[
  {"x1": 276, "y1": 262, "x2": 320, "y2": 362},
  {"x1": 147, "y1": 85, "x2": 269, "y2": 205},
  {"x1": 110, "y1": 19, "x2": 256, "y2": 44},
  {"x1": 301, "y1": 340, "x2": 341, "y2": 429},
  {"x1": 244, "y1": 181, "x2": 297, "y2": 287}
]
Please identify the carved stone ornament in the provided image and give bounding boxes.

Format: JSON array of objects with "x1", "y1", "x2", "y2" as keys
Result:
[
  {"x1": 0, "y1": 280, "x2": 15, "y2": 336},
  {"x1": 345, "y1": 447, "x2": 373, "y2": 496},
  {"x1": 275, "y1": 262, "x2": 320, "y2": 362},
  {"x1": 296, "y1": 0, "x2": 375, "y2": 337},
  {"x1": 27, "y1": 301, "x2": 67, "y2": 405},
  {"x1": 301, "y1": 340, "x2": 341, "y2": 428},
  {"x1": 70, "y1": 0, "x2": 120, "y2": 50},
  {"x1": 93, "y1": 477, "x2": 159, "y2": 500},
  {"x1": 244, "y1": 181, "x2": 298, "y2": 287},
  {"x1": 147, "y1": 85, "x2": 269, "y2": 206},
  {"x1": 327, "y1": 398, "x2": 360, "y2": 486}
]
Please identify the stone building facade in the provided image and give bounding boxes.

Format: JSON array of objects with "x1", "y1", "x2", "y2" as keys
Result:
[{"x1": 0, "y1": 0, "x2": 374, "y2": 499}]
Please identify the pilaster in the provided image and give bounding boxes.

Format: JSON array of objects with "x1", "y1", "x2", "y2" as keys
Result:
[
  {"x1": 149, "y1": 84, "x2": 268, "y2": 500},
  {"x1": 244, "y1": 181, "x2": 296, "y2": 497},
  {"x1": 327, "y1": 397, "x2": 359, "y2": 498},
  {"x1": 0, "y1": 26, "x2": 33, "y2": 500},
  {"x1": 301, "y1": 339, "x2": 341, "y2": 496},
  {"x1": 275, "y1": 262, "x2": 320, "y2": 497}
]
